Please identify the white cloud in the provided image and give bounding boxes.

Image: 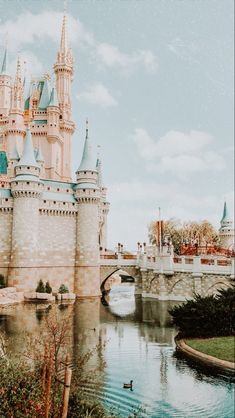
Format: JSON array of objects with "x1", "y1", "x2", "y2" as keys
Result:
[
  {"x1": 9, "y1": 51, "x2": 44, "y2": 78},
  {"x1": 131, "y1": 128, "x2": 225, "y2": 176},
  {"x1": 95, "y1": 43, "x2": 158, "y2": 74},
  {"x1": 0, "y1": 11, "x2": 93, "y2": 53},
  {"x1": 77, "y1": 83, "x2": 118, "y2": 107},
  {"x1": 0, "y1": 11, "x2": 157, "y2": 76}
]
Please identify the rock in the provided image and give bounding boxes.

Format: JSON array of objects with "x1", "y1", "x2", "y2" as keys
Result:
[
  {"x1": 0, "y1": 287, "x2": 16, "y2": 294},
  {"x1": 24, "y1": 291, "x2": 37, "y2": 300},
  {"x1": 61, "y1": 293, "x2": 76, "y2": 300}
]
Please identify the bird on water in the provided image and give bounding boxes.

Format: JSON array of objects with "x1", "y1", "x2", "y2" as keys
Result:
[{"x1": 123, "y1": 380, "x2": 133, "y2": 390}]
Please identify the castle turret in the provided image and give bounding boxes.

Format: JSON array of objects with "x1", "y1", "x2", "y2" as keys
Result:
[
  {"x1": 219, "y1": 201, "x2": 234, "y2": 250},
  {"x1": 74, "y1": 121, "x2": 101, "y2": 296},
  {"x1": 7, "y1": 57, "x2": 25, "y2": 157},
  {"x1": 54, "y1": 14, "x2": 75, "y2": 181},
  {"x1": 8, "y1": 143, "x2": 20, "y2": 177},
  {"x1": 0, "y1": 45, "x2": 12, "y2": 119},
  {"x1": 8, "y1": 128, "x2": 42, "y2": 291},
  {"x1": 96, "y1": 151, "x2": 110, "y2": 250}
]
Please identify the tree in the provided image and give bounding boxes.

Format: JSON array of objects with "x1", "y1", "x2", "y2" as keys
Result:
[
  {"x1": 148, "y1": 218, "x2": 220, "y2": 255},
  {"x1": 58, "y1": 284, "x2": 69, "y2": 294},
  {"x1": 36, "y1": 280, "x2": 46, "y2": 293},
  {"x1": 45, "y1": 281, "x2": 52, "y2": 294}
]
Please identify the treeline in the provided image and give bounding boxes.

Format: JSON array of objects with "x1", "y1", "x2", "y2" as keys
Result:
[{"x1": 169, "y1": 285, "x2": 235, "y2": 338}]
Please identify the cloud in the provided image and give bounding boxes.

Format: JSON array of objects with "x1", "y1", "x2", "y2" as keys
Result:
[
  {"x1": 131, "y1": 128, "x2": 225, "y2": 176},
  {"x1": 95, "y1": 43, "x2": 158, "y2": 74},
  {"x1": 0, "y1": 11, "x2": 91, "y2": 53},
  {"x1": 107, "y1": 178, "x2": 234, "y2": 247},
  {"x1": 77, "y1": 83, "x2": 118, "y2": 107},
  {"x1": 0, "y1": 11, "x2": 157, "y2": 76}
]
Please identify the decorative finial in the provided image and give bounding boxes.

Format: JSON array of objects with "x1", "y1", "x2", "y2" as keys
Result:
[
  {"x1": 86, "y1": 118, "x2": 89, "y2": 138},
  {"x1": 97, "y1": 144, "x2": 101, "y2": 159},
  {"x1": 64, "y1": 0, "x2": 68, "y2": 14}
]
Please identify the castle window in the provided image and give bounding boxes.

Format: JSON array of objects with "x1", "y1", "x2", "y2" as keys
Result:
[
  {"x1": 93, "y1": 190, "x2": 95, "y2": 192},
  {"x1": 54, "y1": 201, "x2": 56, "y2": 204},
  {"x1": 27, "y1": 167, "x2": 30, "y2": 170},
  {"x1": 72, "y1": 203, "x2": 75, "y2": 206},
  {"x1": 44, "y1": 200, "x2": 46, "y2": 203},
  {"x1": 66, "y1": 189, "x2": 69, "y2": 192},
  {"x1": 57, "y1": 188, "x2": 60, "y2": 191},
  {"x1": 91, "y1": 172, "x2": 93, "y2": 174},
  {"x1": 5, "y1": 198, "x2": 8, "y2": 202},
  {"x1": 59, "y1": 115, "x2": 62, "y2": 119},
  {"x1": 83, "y1": 189, "x2": 85, "y2": 192},
  {"x1": 16, "y1": 182, "x2": 18, "y2": 185},
  {"x1": 27, "y1": 182, "x2": 29, "y2": 185},
  {"x1": 47, "y1": 187, "x2": 50, "y2": 190},
  {"x1": 12, "y1": 120, "x2": 15, "y2": 124}
]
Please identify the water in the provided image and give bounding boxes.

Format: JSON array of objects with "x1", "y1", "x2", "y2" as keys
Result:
[{"x1": 0, "y1": 286, "x2": 234, "y2": 418}]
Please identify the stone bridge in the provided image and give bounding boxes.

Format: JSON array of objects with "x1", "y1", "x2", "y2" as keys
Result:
[{"x1": 100, "y1": 251, "x2": 234, "y2": 300}]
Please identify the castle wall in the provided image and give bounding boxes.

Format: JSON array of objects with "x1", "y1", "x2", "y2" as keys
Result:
[
  {"x1": 8, "y1": 195, "x2": 40, "y2": 290},
  {"x1": 38, "y1": 211, "x2": 76, "y2": 292},
  {"x1": 0, "y1": 208, "x2": 13, "y2": 282},
  {"x1": 75, "y1": 202, "x2": 100, "y2": 296}
]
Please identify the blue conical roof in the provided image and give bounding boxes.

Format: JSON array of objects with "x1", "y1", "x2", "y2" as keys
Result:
[
  {"x1": 36, "y1": 144, "x2": 44, "y2": 163},
  {"x1": 221, "y1": 201, "x2": 230, "y2": 223},
  {"x1": 38, "y1": 78, "x2": 51, "y2": 109},
  {"x1": 11, "y1": 143, "x2": 20, "y2": 161},
  {"x1": 77, "y1": 121, "x2": 96, "y2": 172},
  {"x1": 48, "y1": 87, "x2": 59, "y2": 107},
  {"x1": 17, "y1": 129, "x2": 38, "y2": 167},
  {"x1": 1, "y1": 47, "x2": 8, "y2": 74}
]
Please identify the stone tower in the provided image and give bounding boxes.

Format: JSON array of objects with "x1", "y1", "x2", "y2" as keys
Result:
[
  {"x1": 54, "y1": 14, "x2": 75, "y2": 181},
  {"x1": 74, "y1": 121, "x2": 101, "y2": 297},
  {"x1": 0, "y1": 45, "x2": 11, "y2": 119},
  {"x1": 8, "y1": 128, "x2": 42, "y2": 290},
  {"x1": 219, "y1": 201, "x2": 234, "y2": 250},
  {"x1": 96, "y1": 153, "x2": 110, "y2": 250},
  {"x1": 7, "y1": 57, "x2": 25, "y2": 157}
]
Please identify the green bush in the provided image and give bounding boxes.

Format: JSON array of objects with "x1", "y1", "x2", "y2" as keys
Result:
[
  {"x1": 45, "y1": 281, "x2": 52, "y2": 294},
  {"x1": 169, "y1": 285, "x2": 235, "y2": 338},
  {"x1": 58, "y1": 284, "x2": 69, "y2": 294},
  {"x1": 36, "y1": 279, "x2": 46, "y2": 293},
  {"x1": 0, "y1": 274, "x2": 6, "y2": 289}
]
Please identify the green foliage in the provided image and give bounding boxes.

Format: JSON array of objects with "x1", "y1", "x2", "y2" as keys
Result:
[
  {"x1": 45, "y1": 281, "x2": 52, "y2": 294},
  {"x1": 0, "y1": 274, "x2": 6, "y2": 289},
  {"x1": 58, "y1": 284, "x2": 69, "y2": 294},
  {"x1": 36, "y1": 279, "x2": 46, "y2": 293},
  {"x1": 0, "y1": 358, "x2": 44, "y2": 417},
  {"x1": 186, "y1": 336, "x2": 235, "y2": 363},
  {"x1": 169, "y1": 285, "x2": 235, "y2": 338}
]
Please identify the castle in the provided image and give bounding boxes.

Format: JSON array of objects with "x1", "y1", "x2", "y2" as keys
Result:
[
  {"x1": 0, "y1": 14, "x2": 234, "y2": 299},
  {"x1": 0, "y1": 15, "x2": 109, "y2": 296}
]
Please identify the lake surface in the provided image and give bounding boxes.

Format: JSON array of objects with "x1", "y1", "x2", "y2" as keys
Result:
[{"x1": 0, "y1": 286, "x2": 234, "y2": 417}]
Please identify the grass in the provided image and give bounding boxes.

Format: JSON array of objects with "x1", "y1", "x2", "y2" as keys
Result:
[{"x1": 186, "y1": 336, "x2": 235, "y2": 363}]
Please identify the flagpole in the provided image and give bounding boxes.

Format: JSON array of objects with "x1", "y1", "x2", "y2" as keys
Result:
[{"x1": 159, "y1": 207, "x2": 162, "y2": 255}]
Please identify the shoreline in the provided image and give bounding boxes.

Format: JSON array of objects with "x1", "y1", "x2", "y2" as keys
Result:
[{"x1": 175, "y1": 337, "x2": 235, "y2": 374}]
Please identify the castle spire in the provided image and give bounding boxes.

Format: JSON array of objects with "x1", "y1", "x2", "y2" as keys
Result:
[
  {"x1": 60, "y1": 14, "x2": 67, "y2": 54},
  {"x1": 221, "y1": 201, "x2": 229, "y2": 223},
  {"x1": 17, "y1": 128, "x2": 38, "y2": 167},
  {"x1": 77, "y1": 119, "x2": 95, "y2": 172},
  {"x1": 1, "y1": 46, "x2": 8, "y2": 75},
  {"x1": 96, "y1": 145, "x2": 103, "y2": 187},
  {"x1": 48, "y1": 86, "x2": 59, "y2": 107}
]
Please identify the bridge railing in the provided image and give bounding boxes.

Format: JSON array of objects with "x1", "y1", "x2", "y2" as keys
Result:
[{"x1": 100, "y1": 250, "x2": 234, "y2": 276}]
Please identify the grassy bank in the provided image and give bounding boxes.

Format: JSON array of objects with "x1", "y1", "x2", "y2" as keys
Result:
[{"x1": 186, "y1": 336, "x2": 235, "y2": 363}]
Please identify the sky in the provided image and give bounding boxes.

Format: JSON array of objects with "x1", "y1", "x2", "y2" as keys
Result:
[{"x1": 0, "y1": 0, "x2": 234, "y2": 250}]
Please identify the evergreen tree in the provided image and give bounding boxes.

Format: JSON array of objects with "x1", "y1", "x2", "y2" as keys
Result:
[
  {"x1": 36, "y1": 279, "x2": 45, "y2": 293},
  {"x1": 45, "y1": 281, "x2": 52, "y2": 294}
]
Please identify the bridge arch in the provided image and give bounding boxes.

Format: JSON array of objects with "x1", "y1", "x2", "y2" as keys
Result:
[
  {"x1": 100, "y1": 266, "x2": 140, "y2": 294},
  {"x1": 205, "y1": 281, "x2": 230, "y2": 296}
]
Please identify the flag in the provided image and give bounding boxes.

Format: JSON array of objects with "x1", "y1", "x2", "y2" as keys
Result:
[{"x1": 156, "y1": 221, "x2": 165, "y2": 245}]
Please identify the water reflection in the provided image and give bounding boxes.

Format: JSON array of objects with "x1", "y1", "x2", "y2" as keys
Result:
[{"x1": 0, "y1": 292, "x2": 234, "y2": 418}]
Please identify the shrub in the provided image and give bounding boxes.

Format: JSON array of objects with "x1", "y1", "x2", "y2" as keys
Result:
[
  {"x1": 0, "y1": 274, "x2": 5, "y2": 289},
  {"x1": 58, "y1": 284, "x2": 69, "y2": 294},
  {"x1": 45, "y1": 281, "x2": 52, "y2": 294},
  {"x1": 36, "y1": 279, "x2": 46, "y2": 293},
  {"x1": 169, "y1": 285, "x2": 235, "y2": 338}
]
